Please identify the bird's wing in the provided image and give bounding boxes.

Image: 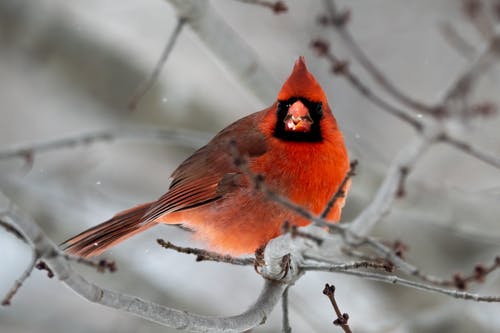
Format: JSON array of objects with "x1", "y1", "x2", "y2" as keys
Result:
[{"x1": 141, "y1": 111, "x2": 268, "y2": 222}]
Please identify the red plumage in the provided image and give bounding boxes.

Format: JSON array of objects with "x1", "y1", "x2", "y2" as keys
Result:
[{"x1": 62, "y1": 57, "x2": 350, "y2": 257}]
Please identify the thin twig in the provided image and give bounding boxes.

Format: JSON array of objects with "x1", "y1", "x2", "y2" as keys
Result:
[
  {"x1": 439, "y1": 22, "x2": 477, "y2": 60},
  {"x1": 64, "y1": 255, "x2": 117, "y2": 273},
  {"x1": 128, "y1": 18, "x2": 186, "y2": 110},
  {"x1": 320, "y1": 160, "x2": 358, "y2": 218},
  {"x1": 157, "y1": 238, "x2": 254, "y2": 266},
  {"x1": 316, "y1": 268, "x2": 500, "y2": 302},
  {"x1": 0, "y1": 127, "x2": 211, "y2": 162},
  {"x1": 303, "y1": 260, "x2": 392, "y2": 273},
  {"x1": 231, "y1": 0, "x2": 288, "y2": 14},
  {"x1": 440, "y1": 134, "x2": 500, "y2": 170},
  {"x1": 462, "y1": 0, "x2": 495, "y2": 41},
  {"x1": 0, "y1": 218, "x2": 26, "y2": 242},
  {"x1": 282, "y1": 287, "x2": 292, "y2": 333},
  {"x1": 358, "y1": 236, "x2": 449, "y2": 285},
  {"x1": 349, "y1": 133, "x2": 435, "y2": 236},
  {"x1": 310, "y1": 39, "x2": 422, "y2": 130},
  {"x1": 431, "y1": 256, "x2": 500, "y2": 290},
  {"x1": 281, "y1": 221, "x2": 324, "y2": 245},
  {"x1": 323, "y1": 284, "x2": 352, "y2": 333},
  {"x1": 2, "y1": 255, "x2": 38, "y2": 306},
  {"x1": 443, "y1": 43, "x2": 499, "y2": 104},
  {"x1": 323, "y1": 0, "x2": 437, "y2": 116}
]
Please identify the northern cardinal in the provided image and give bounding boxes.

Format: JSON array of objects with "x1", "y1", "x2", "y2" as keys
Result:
[{"x1": 63, "y1": 57, "x2": 350, "y2": 257}]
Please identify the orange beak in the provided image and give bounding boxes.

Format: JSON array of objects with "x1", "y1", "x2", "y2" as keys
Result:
[{"x1": 284, "y1": 100, "x2": 313, "y2": 133}]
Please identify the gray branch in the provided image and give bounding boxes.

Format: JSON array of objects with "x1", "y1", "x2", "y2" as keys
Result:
[
  {"x1": 0, "y1": 191, "x2": 287, "y2": 333},
  {"x1": 165, "y1": 0, "x2": 279, "y2": 103}
]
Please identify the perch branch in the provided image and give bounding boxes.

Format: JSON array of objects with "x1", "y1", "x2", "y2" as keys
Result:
[
  {"x1": 157, "y1": 239, "x2": 253, "y2": 265},
  {"x1": 0, "y1": 190, "x2": 287, "y2": 332}
]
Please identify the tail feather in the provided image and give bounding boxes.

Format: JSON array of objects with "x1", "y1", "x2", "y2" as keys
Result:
[{"x1": 62, "y1": 203, "x2": 155, "y2": 258}]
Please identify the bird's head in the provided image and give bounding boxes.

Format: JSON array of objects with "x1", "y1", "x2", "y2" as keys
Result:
[{"x1": 270, "y1": 57, "x2": 334, "y2": 142}]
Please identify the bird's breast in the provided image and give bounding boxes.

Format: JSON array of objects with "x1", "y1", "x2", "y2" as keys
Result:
[{"x1": 249, "y1": 135, "x2": 349, "y2": 219}]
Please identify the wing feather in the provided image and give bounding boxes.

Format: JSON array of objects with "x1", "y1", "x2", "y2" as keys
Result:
[{"x1": 142, "y1": 112, "x2": 268, "y2": 223}]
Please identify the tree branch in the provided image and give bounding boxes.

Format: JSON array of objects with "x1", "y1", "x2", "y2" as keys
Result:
[
  {"x1": 323, "y1": 284, "x2": 352, "y2": 333},
  {"x1": 0, "y1": 191, "x2": 287, "y2": 332},
  {"x1": 0, "y1": 126, "x2": 211, "y2": 162},
  {"x1": 307, "y1": 265, "x2": 500, "y2": 302},
  {"x1": 231, "y1": 0, "x2": 288, "y2": 14},
  {"x1": 440, "y1": 134, "x2": 500, "y2": 170},
  {"x1": 320, "y1": 160, "x2": 357, "y2": 218},
  {"x1": 348, "y1": 131, "x2": 435, "y2": 236},
  {"x1": 439, "y1": 22, "x2": 477, "y2": 60},
  {"x1": 322, "y1": 0, "x2": 438, "y2": 115},
  {"x1": 157, "y1": 238, "x2": 254, "y2": 266},
  {"x1": 282, "y1": 287, "x2": 292, "y2": 333},
  {"x1": 2, "y1": 255, "x2": 38, "y2": 306},
  {"x1": 165, "y1": 0, "x2": 278, "y2": 103},
  {"x1": 310, "y1": 38, "x2": 422, "y2": 130}
]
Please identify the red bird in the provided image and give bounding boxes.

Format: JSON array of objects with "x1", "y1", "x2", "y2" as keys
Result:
[{"x1": 63, "y1": 57, "x2": 350, "y2": 257}]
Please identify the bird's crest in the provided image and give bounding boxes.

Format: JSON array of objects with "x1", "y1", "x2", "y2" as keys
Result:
[{"x1": 277, "y1": 56, "x2": 327, "y2": 103}]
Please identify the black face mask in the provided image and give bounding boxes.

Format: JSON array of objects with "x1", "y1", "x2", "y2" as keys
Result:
[{"x1": 274, "y1": 97, "x2": 324, "y2": 142}]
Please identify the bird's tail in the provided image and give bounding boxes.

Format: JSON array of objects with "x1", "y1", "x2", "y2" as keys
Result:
[{"x1": 61, "y1": 203, "x2": 155, "y2": 258}]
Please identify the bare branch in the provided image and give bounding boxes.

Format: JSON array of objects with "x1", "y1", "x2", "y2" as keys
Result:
[
  {"x1": 282, "y1": 287, "x2": 292, "y2": 333},
  {"x1": 2, "y1": 255, "x2": 38, "y2": 306},
  {"x1": 0, "y1": 126, "x2": 211, "y2": 162},
  {"x1": 310, "y1": 39, "x2": 423, "y2": 130},
  {"x1": 440, "y1": 134, "x2": 500, "y2": 170},
  {"x1": 302, "y1": 259, "x2": 392, "y2": 273},
  {"x1": 443, "y1": 41, "x2": 500, "y2": 104},
  {"x1": 316, "y1": 268, "x2": 500, "y2": 302},
  {"x1": 65, "y1": 256, "x2": 117, "y2": 273},
  {"x1": 231, "y1": 0, "x2": 288, "y2": 14},
  {"x1": 320, "y1": 160, "x2": 358, "y2": 218},
  {"x1": 282, "y1": 222, "x2": 324, "y2": 246},
  {"x1": 165, "y1": 0, "x2": 279, "y2": 103},
  {"x1": 128, "y1": 18, "x2": 186, "y2": 110},
  {"x1": 322, "y1": 0, "x2": 438, "y2": 116},
  {"x1": 0, "y1": 190, "x2": 288, "y2": 332},
  {"x1": 462, "y1": 0, "x2": 495, "y2": 41},
  {"x1": 349, "y1": 132, "x2": 435, "y2": 237},
  {"x1": 322, "y1": 284, "x2": 352, "y2": 333},
  {"x1": 433, "y1": 256, "x2": 500, "y2": 291},
  {"x1": 157, "y1": 238, "x2": 253, "y2": 266},
  {"x1": 357, "y1": 236, "x2": 449, "y2": 285},
  {"x1": 0, "y1": 218, "x2": 26, "y2": 242},
  {"x1": 439, "y1": 22, "x2": 477, "y2": 60}
]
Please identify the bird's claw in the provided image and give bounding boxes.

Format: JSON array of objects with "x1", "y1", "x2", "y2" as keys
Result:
[{"x1": 254, "y1": 245, "x2": 292, "y2": 281}]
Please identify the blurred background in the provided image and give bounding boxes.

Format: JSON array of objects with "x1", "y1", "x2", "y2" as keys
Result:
[{"x1": 1, "y1": 0, "x2": 500, "y2": 332}]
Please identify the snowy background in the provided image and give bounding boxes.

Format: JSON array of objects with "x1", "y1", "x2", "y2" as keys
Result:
[{"x1": 1, "y1": 0, "x2": 500, "y2": 332}]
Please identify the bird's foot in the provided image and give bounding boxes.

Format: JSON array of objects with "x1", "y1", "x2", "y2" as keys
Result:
[{"x1": 254, "y1": 245, "x2": 293, "y2": 281}]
